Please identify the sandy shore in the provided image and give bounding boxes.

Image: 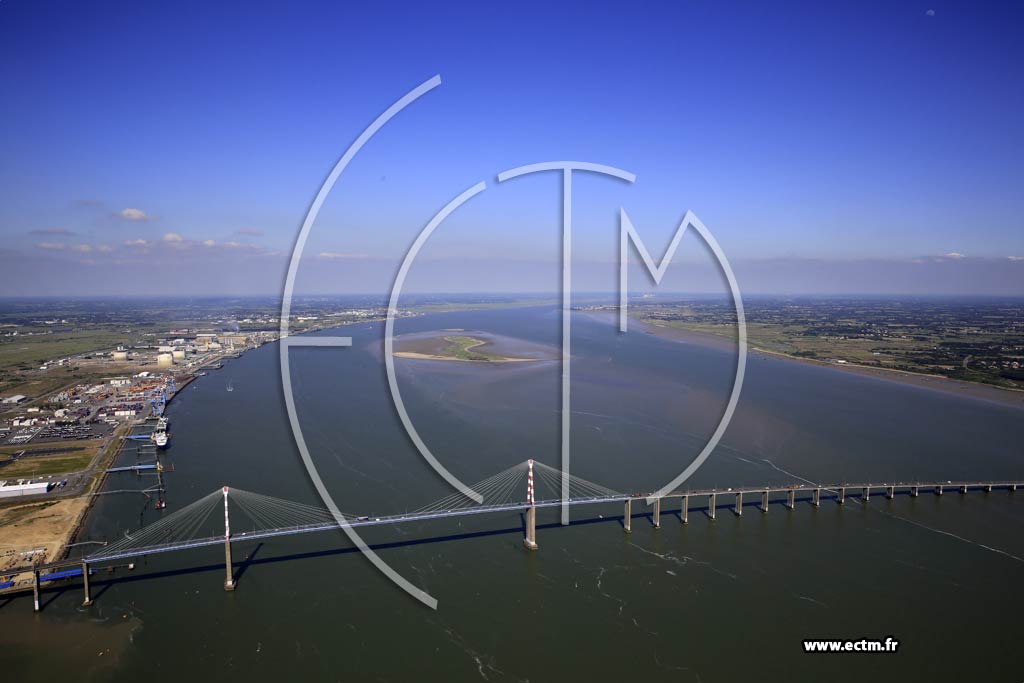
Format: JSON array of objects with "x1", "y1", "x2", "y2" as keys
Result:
[
  {"x1": 0, "y1": 497, "x2": 90, "y2": 577},
  {"x1": 391, "y1": 330, "x2": 558, "y2": 364},
  {"x1": 586, "y1": 310, "x2": 1024, "y2": 410},
  {"x1": 393, "y1": 351, "x2": 538, "y2": 363}
]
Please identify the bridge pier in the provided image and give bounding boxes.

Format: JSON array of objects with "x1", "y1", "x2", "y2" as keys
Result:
[
  {"x1": 838, "y1": 487, "x2": 845, "y2": 505},
  {"x1": 761, "y1": 490, "x2": 769, "y2": 513},
  {"x1": 681, "y1": 495, "x2": 689, "y2": 524},
  {"x1": 812, "y1": 488, "x2": 821, "y2": 507},
  {"x1": 224, "y1": 541, "x2": 235, "y2": 591},
  {"x1": 708, "y1": 493, "x2": 716, "y2": 520},
  {"x1": 652, "y1": 498, "x2": 661, "y2": 528},
  {"x1": 81, "y1": 561, "x2": 92, "y2": 607},
  {"x1": 911, "y1": 486, "x2": 919, "y2": 497},
  {"x1": 886, "y1": 486, "x2": 895, "y2": 500},
  {"x1": 624, "y1": 499, "x2": 632, "y2": 533},
  {"x1": 984, "y1": 484, "x2": 992, "y2": 492},
  {"x1": 734, "y1": 492, "x2": 743, "y2": 516},
  {"x1": 960, "y1": 485, "x2": 968, "y2": 494},
  {"x1": 1012, "y1": 484, "x2": 1018, "y2": 492},
  {"x1": 935, "y1": 485, "x2": 943, "y2": 496},
  {"x1": 32, "y1": 569, "x2": 40, "y2": 612},
  {"x1": 523, "y1": 505, "x2": 538, "y2": 550},
  {"x1": 862, "y1": 486, "x2": 870, "y2": 502},
  {"x1": 786, "y1": 489, "x2": 795, "y2": 509}
]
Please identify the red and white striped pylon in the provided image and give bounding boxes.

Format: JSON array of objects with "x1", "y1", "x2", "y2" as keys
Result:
[{"x1": 527, "y1": 459, "x2": 535, "y2": 506}]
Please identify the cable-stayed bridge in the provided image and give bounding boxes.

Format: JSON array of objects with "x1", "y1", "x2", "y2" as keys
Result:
[{"x1": 6, "y1": 459, "x2": 1022, "y2": 611}]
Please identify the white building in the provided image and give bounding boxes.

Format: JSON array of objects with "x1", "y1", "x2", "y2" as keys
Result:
[{"x1": 0, "y1": 481, "x2": 51, "y2": 499}]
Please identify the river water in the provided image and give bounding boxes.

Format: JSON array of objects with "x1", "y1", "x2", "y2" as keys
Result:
[{"x1": 3, "y1": 305, "x2": 1024, "y2": 681}]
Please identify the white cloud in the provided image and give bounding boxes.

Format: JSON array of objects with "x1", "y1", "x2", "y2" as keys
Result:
[
  {"x1": 925, "y1": 9, "x2": 936, "y2": 16},
  {"x1": 942, "y1": 252, "x2": 965, "y2": 259},
  {"x1": 162, "y1": 233, "x2": 184, "y2": 243},
  {"x1": 30, "y1": 228, "x2": 75, "y2": 236},
  {"x1": 202, "y1": 239, "x2": 216, "y2": 247},
  {"x1": 72, "y1": 244, "x2": 93, "y2": 253},
  {"x1": 1008, "y1": 256, "x2": 1024, "y2": 262},
  {"x1": 317, "y1": 251, "x2": 368, "y2": 260},
  {"x1": 36, "y1": 242, "x2": 67, "y2": 250},
  {"x1": 96, "y1": 244, "x2": 115, "y2": 253},
  {"x1": 119, "y1": 208, "x2": 149, "y2": 222},
  {"x1": 220, "y1": 241, "x2": 264, "y2": 252},
  {"x1": 124, "y1": 239, "x2": 149, "y2": 247}
]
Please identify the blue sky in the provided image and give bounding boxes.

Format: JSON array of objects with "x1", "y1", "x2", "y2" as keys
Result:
[{"x1": 1, "y1": 1, "x2": 1022, "y2": 295}]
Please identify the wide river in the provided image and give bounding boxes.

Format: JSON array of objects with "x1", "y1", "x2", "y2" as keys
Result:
[{"x1": 4, "y1": 306, "x2": 1024, "y2": 681}]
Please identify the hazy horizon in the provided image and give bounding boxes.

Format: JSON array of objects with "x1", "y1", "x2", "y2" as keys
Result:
[{"x1": 2, "y1": 2, "x2": 1021, "y2": 297}]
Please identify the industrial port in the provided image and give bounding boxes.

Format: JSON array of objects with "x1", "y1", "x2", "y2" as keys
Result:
[{"x1": 0, "y1": 327, "x2": 274, "y2": 590}]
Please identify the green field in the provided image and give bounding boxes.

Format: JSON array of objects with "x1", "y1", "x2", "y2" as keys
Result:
[
  {"x1": 0, "y1": 452, "x2": 96, "y2": 478},
  {"x1": 440, "y1": 336, "x2": 502, "y2": 361},
  {"x1": 0, "y1": 439, "x2": 104, "y2": 477},
  {"x1": 0, "y1": 328, "x2": 138, "y2": 368},
  {"x1": 633, "y1": 299, "x2": 1024, "y2": 390}
]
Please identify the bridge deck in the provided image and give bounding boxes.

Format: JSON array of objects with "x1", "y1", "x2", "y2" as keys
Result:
[
  {"x1": 78, "y1": 480, "x2": 1021, "y2": 565},
  {"x1": 9, "y1": 480, "x2": 1019, "y2": 574}
]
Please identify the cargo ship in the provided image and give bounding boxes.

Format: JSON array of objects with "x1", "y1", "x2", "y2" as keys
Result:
[{"x1": 151, "y1": 417, "x2": 170, "y2": 448}]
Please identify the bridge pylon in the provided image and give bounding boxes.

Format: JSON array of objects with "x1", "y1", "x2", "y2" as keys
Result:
[
  {"x1": 523, "y1": 460, "x2": 538, "y2": 550},
  {"x1": 223, "y1": 486, "x2": 235, "y2": 590}
]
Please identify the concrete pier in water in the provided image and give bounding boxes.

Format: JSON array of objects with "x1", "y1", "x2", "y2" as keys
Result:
[
  {"x1": 523, "y1": 505, "x2": 538, "y2": 550},
  {"x1": 81, "y1": 561, "x2": 92, "y2": 607}
]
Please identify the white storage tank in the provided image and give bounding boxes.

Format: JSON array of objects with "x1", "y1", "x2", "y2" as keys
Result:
[
  {"x1": 172, "y1": 348, "x2": 186, "y2": 360},
  {"x1": 157, "y1": 353, "x2": 174, "y2": 367}
]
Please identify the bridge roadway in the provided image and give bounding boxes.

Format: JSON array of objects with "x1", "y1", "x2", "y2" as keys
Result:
[
  {"x1": 7, "y1": 478, "x2": 1021, "y2": 605},
  {"x1": 78, "y1": 479, "x2": 1022, "y2": 565}
]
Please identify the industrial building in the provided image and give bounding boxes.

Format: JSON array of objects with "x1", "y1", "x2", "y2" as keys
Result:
[{"x1": 0, "y1": 481, "x2": 51, "y2": 499}]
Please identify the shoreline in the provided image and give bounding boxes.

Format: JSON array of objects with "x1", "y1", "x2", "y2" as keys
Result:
[
  {"x1": 391, "y1": 329, "x2": 558, "y2": 364},
  {"x1": 589, "y1": 311, "x2": 1024, "y2": 410},
  {"x1": 392, "y1": 351, "x2": 539, "y2": 363}
]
